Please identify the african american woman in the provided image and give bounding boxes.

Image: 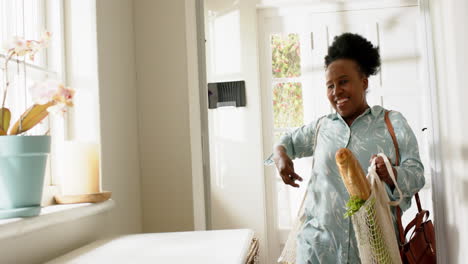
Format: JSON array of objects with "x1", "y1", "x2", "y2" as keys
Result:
[{"x1": 266, "y1": 33, "x2": 425, "y2": 264}]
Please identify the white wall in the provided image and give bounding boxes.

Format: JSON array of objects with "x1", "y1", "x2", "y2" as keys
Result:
[
  {"x1": 429, "y1": 0, "x2": 468, "y2": 262},
  {"x1": 95, "y1": 0, "x2": 142, "y2": 234},
  {"x1": 65, "y1": 0, "x2": 143, "y2": 235},
  {"x1": 204, "y1": 0, "x2": 269, "y2": 263},
  {"x1": 134, "y1": 0, "x2": 198, "y2": 232}
]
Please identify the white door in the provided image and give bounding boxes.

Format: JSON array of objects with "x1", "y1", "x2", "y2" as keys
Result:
[{"x1": 258, "y1": 2, "x2": 434, "y2": 262}]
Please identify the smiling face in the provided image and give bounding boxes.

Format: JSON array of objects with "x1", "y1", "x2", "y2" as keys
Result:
[{"x1": 326, "y1": 59, "x2": 369, "y2": 126}]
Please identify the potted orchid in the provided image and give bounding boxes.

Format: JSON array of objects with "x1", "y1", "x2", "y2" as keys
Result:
[{"x1": 0, "y1": 32, "x2": 75, "y2": 219}]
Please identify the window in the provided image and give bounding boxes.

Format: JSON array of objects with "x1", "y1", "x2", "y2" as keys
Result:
[
  {"x1": 269, "y1": 33, "x2": 310, "y2": 230},
  {"x1": 271, "y1": 34, "x2": 304, "y2": 139},
  {"x1": 0, "y1": 0, "x2": 66, "y2": 203}
]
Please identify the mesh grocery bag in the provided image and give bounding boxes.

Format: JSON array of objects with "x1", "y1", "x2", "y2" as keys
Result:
[
  {"x1": 352, "y1": 153, "x2": 403, "y2": 264},
  {"x1": 277, "y1": 196, "x2": 306, "y2": 264}
]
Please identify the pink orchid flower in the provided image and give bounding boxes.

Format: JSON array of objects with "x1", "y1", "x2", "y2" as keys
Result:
[
  {"x1": 29, "y1": 80, "x2": 75, "y2": 114},
  {"x1": 30, "y1": 80, "x2": 63, "y2": 104},
  {"x1": 52, "y1": 84, "x2": 75, "y2": 107},
  {"x1": 5, "y1": 32, "x2": 52, "y2": 61}
]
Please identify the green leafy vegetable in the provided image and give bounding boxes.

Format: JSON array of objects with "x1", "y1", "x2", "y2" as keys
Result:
[{"x1": 344, "y1": 196, "x2": 366, "y2": 218}]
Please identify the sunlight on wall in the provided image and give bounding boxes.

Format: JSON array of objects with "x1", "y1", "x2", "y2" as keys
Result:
[
  {"x1": 65, "y1": 0, "x2": 100, "y2": 142},
  {"x1": 214, "y1": 107, "x2": 245, "y2": 141},
  {"x1": 212, "y1": 9, "x2": 241, "y2": 76}
]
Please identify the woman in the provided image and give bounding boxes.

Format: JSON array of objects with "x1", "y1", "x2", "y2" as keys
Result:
[{"x1": 269, "y1": 33, "x2": 425, "y2": 263}]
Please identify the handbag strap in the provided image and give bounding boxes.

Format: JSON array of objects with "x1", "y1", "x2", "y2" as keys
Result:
[
  {"x1": 384, "y1": 110, "x2": 425, "y2": 245},
  {"x1": 404, "y1": 209, "x2": 430, "y2": 238},
  {"x1": 384, "y1": 110, "x2": 400, "y2": 166}
]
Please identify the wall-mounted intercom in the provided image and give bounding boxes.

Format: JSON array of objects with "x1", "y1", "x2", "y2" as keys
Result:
[{"x1": 208, "y1": 81, "x2": 246, "y2": 109}]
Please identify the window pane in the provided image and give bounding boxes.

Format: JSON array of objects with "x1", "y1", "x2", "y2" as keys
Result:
[
  {"x1": 273, "y1": 82, "x2": 304, "y2": 128},
  {"x1": 271, "y1": 33, "x2": 301, "y2": 78},
  {"x1": 24, "y1": 0, "x2": 47, "y2": 67},
  {"x1": 3, "y1": 63, "x2": 50, "y2": 135}
]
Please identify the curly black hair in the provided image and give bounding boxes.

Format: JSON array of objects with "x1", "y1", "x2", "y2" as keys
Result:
[{"x1": 324, "y1": 33, "x2": 381, "y2": 77}]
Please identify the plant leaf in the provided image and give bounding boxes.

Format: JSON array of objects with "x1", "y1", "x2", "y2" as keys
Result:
[
  {"x1": 9, "y1": 101, "x2": 54, "y2": 135},
  {"x1": 344, "y1": 196, "x2": 366, "y2": 218},
  {"x1": 0, "y1": 107, "x2": 11, "y2": 133}
]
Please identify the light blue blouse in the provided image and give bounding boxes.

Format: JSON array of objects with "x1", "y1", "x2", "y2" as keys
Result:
[{"x1": 266, "y1": 105, "x2": 425, "y2": 264}]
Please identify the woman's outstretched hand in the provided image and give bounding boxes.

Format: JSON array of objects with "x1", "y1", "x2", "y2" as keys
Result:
[
  {"x1": 273, "y1": 146, "x2": 303, "y2": 188},
  {"x1": 369, "y1": 154, "x2": 397, "y2": 188}
]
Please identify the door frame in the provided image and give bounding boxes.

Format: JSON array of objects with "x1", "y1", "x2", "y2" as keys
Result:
[
  {"x1": 194, "y1": 0, "x2": 212, "y2": 230},
  {"x1": 418, "y1": 0, "x2": 448, "y2": 262},
  {"x1": 256, "y1": 0, "x2": 447, "y2": 262}
]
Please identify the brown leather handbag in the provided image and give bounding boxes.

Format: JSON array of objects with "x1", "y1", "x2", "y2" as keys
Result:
[
  {"x1": 397, "y1": 194, "x2": 436, "y2": 264},
  {"x1": 384, "y1": 111, "x2": 437, "y2": 264}
]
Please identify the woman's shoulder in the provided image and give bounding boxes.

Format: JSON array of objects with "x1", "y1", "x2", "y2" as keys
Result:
[
  {"x1": 370, "y1": 105, "x2": 407, "y2": 121},
  {"x1": 386, "y1": 109, "x2": 408, "y2": 123},
  {"x1": 300, "y1": 116, "x2": 327, "y2": 132},
  {"x1": 378, "y1": 107, "x2": 413, "y2": 134}
]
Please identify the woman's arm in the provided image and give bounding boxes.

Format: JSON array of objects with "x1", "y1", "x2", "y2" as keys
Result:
[
  {"x1": 272, "y1": 145, "x2": 303, "y2": 187},
  {"x1": 266, "y1": 120, "x2": 319, "y2": 163},
  {"x1": 264, "y1": 119, "x2": 320, "y2": 187}
]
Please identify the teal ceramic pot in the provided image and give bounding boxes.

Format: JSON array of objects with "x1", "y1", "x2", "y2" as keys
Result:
[{"x1": 0, "y1": 135, "x2": 51, "y2": 219}]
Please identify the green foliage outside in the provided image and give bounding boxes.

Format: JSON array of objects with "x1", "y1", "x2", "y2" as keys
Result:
[
  {"x1": 271, "y1": 34, "x2": 304, "y2": 129},
  {"x1": 273, "y1": 83, "x2": 304, "y2": 128},
  {"x1": 271, "y1": 34, "x2": 301, "y2": 78}
]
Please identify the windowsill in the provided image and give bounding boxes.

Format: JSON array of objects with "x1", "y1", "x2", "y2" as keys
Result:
[{"x1": 0, "y1": 199, "x2": 115, "y2": 240}]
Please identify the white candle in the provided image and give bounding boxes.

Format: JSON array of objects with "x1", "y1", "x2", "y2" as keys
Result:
[{"x1": 59, "y1": 141, "x2": 100, "y2": 195}]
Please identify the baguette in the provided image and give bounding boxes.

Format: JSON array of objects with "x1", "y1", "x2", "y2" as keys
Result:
[{"x1": 335, "y1": 148, "x2": 370, "y2": 200}]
